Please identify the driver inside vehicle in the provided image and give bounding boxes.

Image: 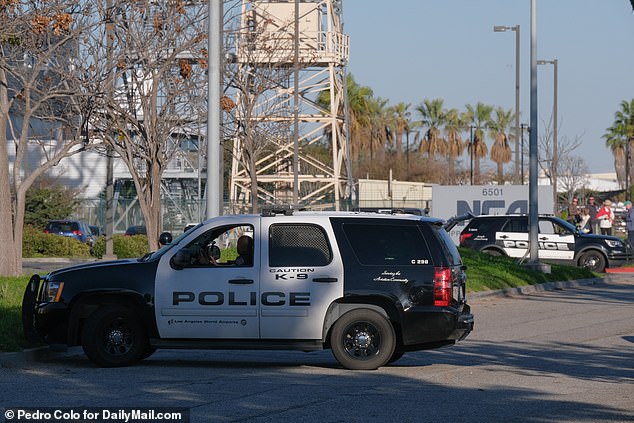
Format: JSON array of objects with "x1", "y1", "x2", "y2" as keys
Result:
[
  {"x1": 188, "y1": 241, "x2": 220, "y2": 265},
  {"x1": 234, "y1": 235, "x2": 253, "y2": 266}
]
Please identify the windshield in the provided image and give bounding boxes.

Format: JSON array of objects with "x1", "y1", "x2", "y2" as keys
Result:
[
  {"x1": 138, "y1": 226, "x2": 200, "y2": 262},
  {"x1": 550, "y1": 216, "x2": 579, "y2": 234}
]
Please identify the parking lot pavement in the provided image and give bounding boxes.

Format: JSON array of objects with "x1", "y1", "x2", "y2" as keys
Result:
[{"x1": 21, "y1": 258, "x2": 99, "y2": 276}]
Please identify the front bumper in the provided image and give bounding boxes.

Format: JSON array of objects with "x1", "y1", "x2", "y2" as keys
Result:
[
  {"x1": 22, "y1": 275, "x2": 41, "y2": 343},
  {"x1": 22, "y1": 275, "x2": 70, "y2": 345}
]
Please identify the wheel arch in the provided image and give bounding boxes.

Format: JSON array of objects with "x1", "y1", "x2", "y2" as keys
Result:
[
  {"x1": 576, "y1": 247, "x2": 609, "y2": 271},
  {"x1": 322, "y1": 296, "x2": 402, "y2": 348},
  {"x1": 67, "y1": 291, "x2": 155, "y2": 346},
  {"x1": 479, "y1": 245, "x2": 507, "y2": 256}
]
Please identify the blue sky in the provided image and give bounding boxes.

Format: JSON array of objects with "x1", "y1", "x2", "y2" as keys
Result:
[{"x1": 343, "y1": 0, "x2": 634, "y2": 174}]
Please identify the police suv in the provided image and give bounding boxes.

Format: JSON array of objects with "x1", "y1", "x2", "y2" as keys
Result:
[
  {"x1": 458, "y1": 214, "x2": 633, "y2": 272},
  {"x1": 23, "y1": 208, "x2": 473, "y2": 370}
]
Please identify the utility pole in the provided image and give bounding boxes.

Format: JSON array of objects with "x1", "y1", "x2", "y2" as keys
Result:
[
  {"x1": 104, "y1": 0, "x2": 116, "y2": 260},
  {"x1": 207, "y1": 0, "x2": 222, "y2": 218}
]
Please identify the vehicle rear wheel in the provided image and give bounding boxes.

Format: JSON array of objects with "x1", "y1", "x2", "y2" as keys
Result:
[
  {"x1": 330, "y1": 309, "x2": 395, "y2": 370},
  {"x1": 82, "y1": 305, "x2": 146, "y2": 367},
  {"x1": 578, "y1": 250, "x2": 607, "y2": 273}
]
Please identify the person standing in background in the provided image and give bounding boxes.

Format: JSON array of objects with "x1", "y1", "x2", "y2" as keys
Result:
[
  {"x1": 596, "y1": 199, "x2": 615, "y2": 236},
  {"x1": 625, "y1": 201, "x2": 634, "y2": 248},
  {"x1": 578, "y1": 207, "x2": 592, "y2": 233},
  {"x1": 586, "y1": 196, "x2": 598, "y2": 234}
]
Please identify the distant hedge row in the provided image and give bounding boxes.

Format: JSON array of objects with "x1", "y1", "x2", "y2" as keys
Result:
[{"x1": 22, "y1": 225, "x2": 149, "y2": 259}]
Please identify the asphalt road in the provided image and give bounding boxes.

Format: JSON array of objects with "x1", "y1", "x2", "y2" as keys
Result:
[{"x1": 1, "y1": 275, "x2": 633, "y2": 423}]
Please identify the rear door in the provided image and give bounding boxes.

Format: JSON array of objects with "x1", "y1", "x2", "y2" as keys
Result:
[{"x1": 259, "y1": 215, "x2": 343, "y2": 340}]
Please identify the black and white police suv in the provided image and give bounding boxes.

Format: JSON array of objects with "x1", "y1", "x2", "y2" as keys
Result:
[
  {"x1": 457, "y1": 214, "x2": 634, "y2": 273},
  {"x1": 23, "y1": 208, "x2": 473, "y2": 370}
]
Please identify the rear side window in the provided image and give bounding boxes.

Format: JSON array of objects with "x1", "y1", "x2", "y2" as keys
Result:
[
  {"x1": 269, "y1": 224, "x2": 332, "y2": 267},
  {"x1": 342, "y1": 223, "x2": 431, "y2": 266},
  {"x1": 466, "y1": 217, "x2": 507, "y2": 233},
  {"x1": 501, "y1": 218, "x2": 527, "y2": 233},
  {"x1": 434, "y1": 225, "x2": 463, "y2": 266}
]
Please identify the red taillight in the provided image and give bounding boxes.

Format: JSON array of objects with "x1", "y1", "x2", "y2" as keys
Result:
[
  {"x1": 459, "y1": 232, "x2": 473, "y2": 245},
  {"x1": 43, "y1": 230, "x2": 49, "y2": 234},
  {"x1": 73, "y1": 230, "x2": 82, "y2": 235},
  {"x1": 434, "y1": 267, "x2": 453, "y2": 307}
]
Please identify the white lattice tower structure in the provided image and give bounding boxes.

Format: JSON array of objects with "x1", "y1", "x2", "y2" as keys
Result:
[{"x1": 228, "y1": 0, "x2": 350, "y2": 210}]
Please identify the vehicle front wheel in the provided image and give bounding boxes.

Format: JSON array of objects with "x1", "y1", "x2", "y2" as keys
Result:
[
  {"x1": 578, "y1": 250, "x2": 607, "y2": 273},
  {"x1": 82, "y1": 305, "x2": 146, "y2": 367},
  {"x1": 330, "y1": 309, "x2": 395, "y2": 370}
]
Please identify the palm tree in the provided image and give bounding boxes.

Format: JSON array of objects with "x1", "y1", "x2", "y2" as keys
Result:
[
  {"x1": 386, "y1": 102, "x2": 411, "y2": 157},
  {"x1": 444, "y1": 108, "x2": 467, "y2": 184},
  {"x1": 488, "y1": 107, "x2": 515, "y2": 184},
  {"x1": 604, "y1": 99, "x2": 634, "y2": 189},
  {"x1": 465, "y1": 103, "x2": 493, "y2": 184},
  {"x1": 416, "y1": 98, "x2": 447, "y2": 158},
  {"x1": 604, "y1": 123, "x2": 627, "y2": 185}
]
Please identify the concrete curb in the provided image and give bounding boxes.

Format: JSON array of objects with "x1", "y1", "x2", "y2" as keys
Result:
[{"x1": 469, "y1": 277, "x2": 606, "y2": 300}]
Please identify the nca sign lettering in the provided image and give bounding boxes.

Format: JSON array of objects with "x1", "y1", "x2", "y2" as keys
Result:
[{"x1": 432, "y1": 185, "x2": 554, "y2": 245}]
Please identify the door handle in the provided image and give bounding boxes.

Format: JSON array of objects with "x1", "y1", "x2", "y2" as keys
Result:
[
  {"x1": 229, "y1": 279, "x2": 254, "y2": 284},
  {"x1": 499, "y1": 235, "x2": 509, "y2": 239},
  {"x1": 539, "y1": 237, "x2": 548, "y2": 241},
  {"x1": 313, "y1": 277, "x2": 338, "y2": 283}
]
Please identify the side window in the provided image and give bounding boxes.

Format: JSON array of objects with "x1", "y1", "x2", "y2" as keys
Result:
[
  {"x1": 539, "y1": 220, "x2": 555, "y2": 234},
  {"x1": 502, "y1": 218, "x2": 528, "y2": 233},
  {"x1": 183, "y1": 224, "x2": 253, "y2": 267},
  {"x1": 269, "y1": 224, "x2": 331, "y2": 267},
  {"x1": 343, "y1": 223, "x2": 431, "y2": 266}
]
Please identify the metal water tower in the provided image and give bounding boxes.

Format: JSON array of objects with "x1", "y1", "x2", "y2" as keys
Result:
[{"x1": 227, "y1": 0, "x2": 351, "y2": 210}]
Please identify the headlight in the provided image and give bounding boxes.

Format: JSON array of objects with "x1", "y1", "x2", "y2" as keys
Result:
[
  {"x1": 43, "y1": 281, "x2": 64, "y2": 302},
  {"x1": 605, "y1": 240, "x2": 624, "y2": 248}
]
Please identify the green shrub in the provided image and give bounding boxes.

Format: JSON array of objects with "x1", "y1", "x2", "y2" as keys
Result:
[
  {"x1": 92, "y1": 234, "x2": 150, "y2": 259},
  {"x1": 22, "y1": 225, "x2": 91, "y2": 258}
]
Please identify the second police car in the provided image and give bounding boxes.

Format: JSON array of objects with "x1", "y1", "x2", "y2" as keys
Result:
[
  {"x1": 23, "y1": 208, "x2": 474, "y2": 370},
  {"x1": 458, "y1": 214, "x2": 634, "y2": 272}
]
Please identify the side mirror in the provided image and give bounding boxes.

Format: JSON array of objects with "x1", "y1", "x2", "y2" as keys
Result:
[
  {"x1": 159, "y1": 231, "x2": 173, "y2": 246},
  {"x1": 170, "y1": 248, "x2": 191, "y2": 270}
]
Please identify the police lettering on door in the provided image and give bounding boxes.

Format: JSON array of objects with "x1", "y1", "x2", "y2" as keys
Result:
[
  {"x1": 172, "y1": 291, "x2": 311, "y2": 306},
  {"x1": 502, "y1": 240, "x2": 572, "y2": 250}
]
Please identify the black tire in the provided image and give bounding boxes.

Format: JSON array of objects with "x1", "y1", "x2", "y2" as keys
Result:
[
  {"x1": 81, "y1": 305, "x2": 146, "y2": 367},
  {"x1": 330, "y1": 309, "x2": 395, "y2": 370},
  {"x1": 387, "y1": 351, "x2": 405, "y2": 364},
  {"x1": 578, "y1": 250, "x2": 607, "y2": 273}
]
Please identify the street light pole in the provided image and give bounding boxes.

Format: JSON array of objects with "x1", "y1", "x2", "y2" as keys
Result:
[
  {"x1": 537, "y1": 59, "x2": 558, "y2": 214},
  {"x1": 493, "y1": 24, "x2": 520, "y2": 184},
  {"x1": 206, "y1": 0, "x2": 222, "y2": 219},
  {"x1": 520, "y1": 123, "x2": 528, "y2": 184},
  {"x1": 470, "y1": 125, "x2": 474, "y2": 185}
]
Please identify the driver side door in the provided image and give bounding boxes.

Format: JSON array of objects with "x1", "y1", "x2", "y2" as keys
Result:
[{"x1": 154, "y1": 218, "x2": 261, "y2": 339}]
